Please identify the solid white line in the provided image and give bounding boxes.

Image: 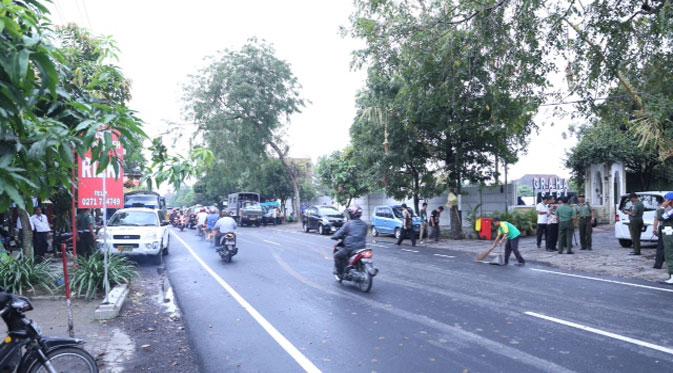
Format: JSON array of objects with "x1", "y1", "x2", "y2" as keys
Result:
[
  {"x1": 525, "y1": 311, "x2": 673, "y2": 355},
  {"x1": 433, "y1": 254, "x2": 455, "y2": 258},
  {"x1": 263, "y1": 239, "x2": 281, "y2": 246},
  {"x1": 529, "y1": 268, "x2": 673, "y2": 293},
  {"x1": 171, "y1": 233, "x2": 321, "y2": 373},
  {"x1": 401, "y1": 249, "x2": 419, "y2": 253}
]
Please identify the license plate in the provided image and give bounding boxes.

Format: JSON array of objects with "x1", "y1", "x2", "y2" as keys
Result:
[
  {"x1": 225, "y1": 240, "x2": 235, "y2": 245},
  {"x1": 117, "y1": 246, "x2": 133, "y2": 252},
  {"x1": 331, "y1": 226, "x2": 337, "y2": 232}
]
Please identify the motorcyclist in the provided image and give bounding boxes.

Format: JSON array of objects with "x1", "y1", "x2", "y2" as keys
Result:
[
  {"x1": 331, "y1": 206, "x2": 368, "y2": 277},
  {"x1": 213, "y1": 210, "x2": 237, "y2": 247}
]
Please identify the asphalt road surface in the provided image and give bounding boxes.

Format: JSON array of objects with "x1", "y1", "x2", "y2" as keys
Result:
[{"x1": 165, "y1": 226, "x2": 673, "y2": 373}]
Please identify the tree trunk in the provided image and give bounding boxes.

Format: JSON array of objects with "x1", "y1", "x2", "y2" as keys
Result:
[
  {"x1": 268, "y1": 141, "x2": 301, "y2": 222},
  {"x1": 449, "y1": 186, "x2": 463, "y2": 240},
  {"x1": 19, "y1": 209, "x2": 33, "y2": 258},
  {"x1": 412, "y1": 167, "x2": 420, "y2": 214}
]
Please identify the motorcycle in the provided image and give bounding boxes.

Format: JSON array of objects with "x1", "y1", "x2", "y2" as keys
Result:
[
  {"x1": 188, "y1": 214, "x2": 197, "y2": 229},
  {"x1": 215, "y1": 232, "x2": 238, "y2": 263},
  {"x1": 178, "y1": 215, "x2": 187, "y2": 232},
  {"x1": 0, "y1": 291, "x2": 98, "y2": 372},
  {"x1": 332, "y1": 241, "x2": 378, "y2": 293}
]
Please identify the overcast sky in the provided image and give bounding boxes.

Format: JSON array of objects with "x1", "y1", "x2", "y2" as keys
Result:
[{"x1": 48, "y1": 0, "x2": 577, "y2": 182}]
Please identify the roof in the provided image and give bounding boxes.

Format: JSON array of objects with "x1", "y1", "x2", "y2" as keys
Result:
[{"x1": 114, "y1": 207, "x2": 159, "y2": 214}]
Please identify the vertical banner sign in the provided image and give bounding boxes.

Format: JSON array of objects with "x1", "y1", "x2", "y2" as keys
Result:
[{"x1": 77, "y1": 132, "x2": 124, "y2": 208}]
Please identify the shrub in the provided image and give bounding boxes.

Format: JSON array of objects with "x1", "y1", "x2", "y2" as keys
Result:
[
  {"x1": 491, "y1": 209, "x2": 536, "y2": 236},
  {"x1": 71, "y1": 253, "x2": 137, "y2": 299},
  {"x1": 0, "y1": 254, "x2": 56, "y2": 295}
]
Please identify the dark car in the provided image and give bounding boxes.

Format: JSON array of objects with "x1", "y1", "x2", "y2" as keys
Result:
[{"x1": 302, "y1": 206, "x2": 345, "y2": 235}]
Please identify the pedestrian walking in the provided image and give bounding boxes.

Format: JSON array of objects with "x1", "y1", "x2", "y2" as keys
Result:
[
  {"x1": 556, "y1": 197, "x2": 576, "y2": 254},
  {"x1": 653, "y1": 201, "x2": 666, "y2": 269},
  {"x1": 623, "y1": 192, "x2": 644, "y2": 255},
  {"x1": 658, "y1": 193, "x2": 673, "y2": 284},
  {"x1": 429, "y1": 206, "x2": 444, "y2": 242},
  {"x1": 76, "y1": 208, "x2": 95, "y2": 257},
  {"x1": 545, "y1": 197, "x2": 559, "y2": 251},
  {"x1": 30, "y1": 207, "x2": 51, "y2": 258},
  {"x1": 576, "y1": 194, "x2": 595, "y2": 250},
  {"x1": 419, "y1": 202, "x2": 428, "y2": 244},
  {"x1": 490, "y1": 217, "x2": 525, "y2": 266},
  {"x1": 396, "y1": 204, "x2": 416, "y2": 247},
  {"x1": 535, "y1": 196, "x2": 548, "y2": 249}
]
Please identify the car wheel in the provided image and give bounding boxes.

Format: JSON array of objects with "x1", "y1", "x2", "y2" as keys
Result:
[
  {"x1": 372, "y1": 227, "x2": 379, "y2": 237},
  {"x1": 303, "y1": 222, "x2": 310, "y2": 233},
  {"x1": 394, "y1": 228, "x2": 401, "y2": 240},
  {"x1": 318, "y1": 224, "x2": 325, "y2": 235},
  {"x1": 618, "y1": 239, "x2": 632, "y2": 248},
  {"x1": 162, "y1": 237, "x2": 169, "y2": 255}
]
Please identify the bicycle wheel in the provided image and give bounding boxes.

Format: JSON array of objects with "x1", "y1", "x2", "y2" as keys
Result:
[{"x1": 27, "y1": 347, "x2": 98, "y2": 373}]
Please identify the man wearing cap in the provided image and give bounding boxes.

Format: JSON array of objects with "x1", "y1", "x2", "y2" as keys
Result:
[
  {"x1": 659, "y1": 192, "x2": 673, "y2": 284},
  {"x1": 556, "y1": 197, "x2": 576, "y2": 254},
  {"x1": 623, "y1": 192, "x2": 645, "y2": 255},
  {"x1": 577, "y1": 194, "x2": 595, "y2": 250}
]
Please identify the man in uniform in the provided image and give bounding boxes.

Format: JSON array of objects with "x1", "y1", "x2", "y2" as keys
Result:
[
  {"x1": 624, "y1": 192, "x2": 644, "y2": 255},
  {"x1": 659, "y1": 193, "x2": 673, "y2": 284},
  {"x1": 653, "y1": 200, "x2": 666, "y2": 269},
  {"x1": 577, "y1": 194, "x2": 595, "y2": 250},
  {"x1": 76, "y1": 208, "x2": 95, "y2": 257},
  {"x1": 556, "y1": 197, "x2": 576, "y2": 254}
]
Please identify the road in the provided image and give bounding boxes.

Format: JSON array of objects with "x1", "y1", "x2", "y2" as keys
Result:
[{"x1": 165, "y1": 225, "x2": 673, "y2": 373}]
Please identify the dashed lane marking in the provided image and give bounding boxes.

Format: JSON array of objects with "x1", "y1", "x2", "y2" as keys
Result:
[
  {"x1": 433, "y1": 254, "x2": 455, "y2": 258},
  {"x1": 401, "y1": 249, "x2": 419, "y2": 253},
  {"x1": 529, "y1": 268, "x2": 673, "y2": 293},
  {"x1": 263, "y1": 239, "x2": 282, "y2": 246},
  {"x1": 171, "y1": 232, "x2": 321, "y2": 373},
  {"x1": 525, "y1": 311, "x2": 673, "y2": 356}
]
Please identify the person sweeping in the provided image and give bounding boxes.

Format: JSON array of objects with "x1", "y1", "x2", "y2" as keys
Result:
[{"x1": 477, "y1": 217, "x2": 526, "y2": 266}]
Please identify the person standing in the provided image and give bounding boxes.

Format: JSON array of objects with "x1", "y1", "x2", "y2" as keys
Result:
[
  {"x1": 556, "y1": 197, "x2": 576, "y2": 254},
  {"x1": 545, "y1": 197, "x2": 559, "y2": 251},
  {"x1": 419, "y1": 202, "x2": 428, "y2": 244},
  {"x1": 659, "y1": 193, "x2": 673, "y2": 284},
  {"x1": 535, "y1": 196, "x2": 549, "y2": 249},
  {"x1": 653, "y1": 201, "x2": 665, "y2": 269},
  {"x1": 430, "y1": 206, "x2": 444, "y2": 242},
  {"x1": 30, "y1": 207, "x2": 51, "y2": 258},
  {"x1": 577, "y1": 194, "x2": 595, "y2": 250},
  {"x1": 624, "y1": 192, "x2": 644, "y2": 255},
  {"x1": 490, "y1": 217, "x2": 525, "y2": 266},
  {"x1": 396, "y1": 204, "x2": 416, "y2": 247},
  {"x1": 76, "y1": 208, "x2": 95, "y2": 257}
]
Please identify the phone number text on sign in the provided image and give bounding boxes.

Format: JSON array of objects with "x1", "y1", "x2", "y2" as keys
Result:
[{"x1": 80, "y1": 198, "x2": 122, "y2": 208}]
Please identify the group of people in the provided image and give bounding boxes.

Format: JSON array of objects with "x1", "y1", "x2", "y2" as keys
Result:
[
  {"x1": 394, "y1": 203, "x2": 445, "y2": 247},
  {"x1": 535, "y1": 194, "x2": 596, "y2": 254}
]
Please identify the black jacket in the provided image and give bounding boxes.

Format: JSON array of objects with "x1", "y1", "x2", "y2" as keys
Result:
[{"x1": 331, "y1": 218, "x2": 368, "y2": 250}]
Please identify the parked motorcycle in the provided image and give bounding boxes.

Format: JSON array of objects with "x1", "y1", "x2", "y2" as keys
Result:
[
  {"x1": 0, "y1": 291, "x2": 98, "y2": 372},
  {"x1": 333, "y1": 241, "x2": 378, "y2": 293},
  {"x1": 215, "y1": 232, "x2": 238, "y2": 263}
]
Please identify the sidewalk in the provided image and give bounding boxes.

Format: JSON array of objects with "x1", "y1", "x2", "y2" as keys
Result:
[{"x1": 273, "y1": 222, "x2": 669, "y2": 283}]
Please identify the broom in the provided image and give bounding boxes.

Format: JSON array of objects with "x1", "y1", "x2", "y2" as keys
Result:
[{"x1": 476, "y1": 239, "x2": 501, "y2": 262}]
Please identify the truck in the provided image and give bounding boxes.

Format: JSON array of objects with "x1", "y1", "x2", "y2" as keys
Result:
[
  {"x1": 226, "y1": 192, "x2": 262, "y2": 226},
  {"x1": 124, "y1": 191, "x2": 168, "y2": 222}
]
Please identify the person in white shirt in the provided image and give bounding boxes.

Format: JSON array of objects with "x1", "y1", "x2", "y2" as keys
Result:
[
  {"x1": 535, "y1": 196, "x2": 549, "y2": 249},
  {"x1": 196, "y1": 208, "x2": 208, "y2": 228},
  {"x1": 213, "y1": 211, "x2": 237, "y2": 246},
  {"x1": 545, "y1": 197, "x2": 560, "y2": 252},
  {"x1": 30, "y1": 207, "x2": 51, "y2": 258}
]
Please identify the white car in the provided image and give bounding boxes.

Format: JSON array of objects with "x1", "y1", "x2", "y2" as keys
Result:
[
  {"x1": 97, "y1": 208, "x2": 170, "y2": 262},
  {"x1": 615, "y1": 191, "x2": 671, "y2": 247}
]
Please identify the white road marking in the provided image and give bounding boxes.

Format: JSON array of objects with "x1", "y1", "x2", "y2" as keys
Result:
[
  {"x1": 401, "y1": 249, "x2": 419, "y2": 253},
  {"x1": 525, "y1": 311, "x2": 673, "y2": 356},
  {"x1": 263, "y1": 239, "x2": 281, "y2": 246},
  {"x1": 529, "y1": 268, "x2": 673, "y2": 293},
  {"x1": 433, "y1": 254, "x2": 455, "y2": 258},
  {"x1": 171, "y1": 233, "x2": 321, "y2": 373}
]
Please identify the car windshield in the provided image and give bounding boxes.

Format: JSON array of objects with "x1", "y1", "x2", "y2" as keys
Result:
[
  {"x1": 318, "y1": 207, "x2": 341, "y2": 216},
  {"x1": 109, "y1": 211, "x2": 159, "y2": 226},
  {"x1": 243, "y1": 203, "x2": 262, "y2": 211},
  {"x1": 392, "y1": 207, "x2": 416, "y2": 219}
]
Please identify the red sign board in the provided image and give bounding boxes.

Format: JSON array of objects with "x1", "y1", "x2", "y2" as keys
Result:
[{"x1": 77, "y1": 132, "x2": 125, "y2": 209}]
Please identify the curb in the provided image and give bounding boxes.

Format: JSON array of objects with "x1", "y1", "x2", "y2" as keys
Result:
[{"x1": 94, "y1": 283, "x2": 129, "y2": 320}]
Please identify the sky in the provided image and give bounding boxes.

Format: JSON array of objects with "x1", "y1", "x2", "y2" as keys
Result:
[{"x1": 48, "y1": 0, "x2": 578, "y2": 184}]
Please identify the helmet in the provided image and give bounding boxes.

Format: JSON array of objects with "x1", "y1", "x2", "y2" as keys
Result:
[
  {"x1": 665, "y1": 192, "x2": 673, "y2": 202},
  {"x1": 348, "y1": 206, "x2": 363, "y2": 219}
]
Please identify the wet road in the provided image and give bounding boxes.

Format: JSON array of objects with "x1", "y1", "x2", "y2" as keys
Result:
[{"x1": 165, "y1": 225, "x2": 673, "y2": 372}]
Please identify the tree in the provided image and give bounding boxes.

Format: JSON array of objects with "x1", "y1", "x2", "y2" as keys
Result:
[
  {"x1": 1, "y1": 2, "x2": 145, "y2": 255},
  {"x1": 316, "y1": 149, "x2": 370, "y2": 207},
  {"x1": 546, "y1": 0, "x2": 673, "y2": 159},
  {"x1": 346, "y1": 0, "x2": 550, "y2": 238},
  {"x1": 184, "y1": 39, "x2": 305, "y2": 217}
]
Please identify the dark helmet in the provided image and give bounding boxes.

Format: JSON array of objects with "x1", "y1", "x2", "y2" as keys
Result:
[{"x1": 349, "y1": 206, "x2": 363, "y2": 219}]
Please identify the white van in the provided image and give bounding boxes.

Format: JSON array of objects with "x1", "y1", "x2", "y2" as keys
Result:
[{"x1": 615, "y1": 191, "x2": 671, "y2": 247}]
